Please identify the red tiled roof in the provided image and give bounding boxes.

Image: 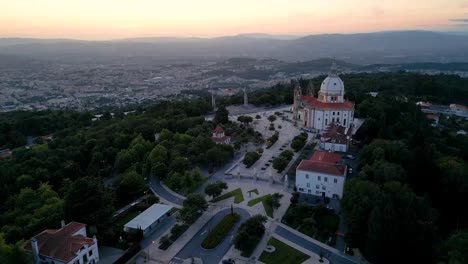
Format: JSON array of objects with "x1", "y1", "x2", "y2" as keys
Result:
[
  {"x1": 211, "y1": 136, "x2": 230, "y2": 143},
  {"x1": 296, "y1": 151, "x2": 346, "y2": 176},
  {"x1": 321, "y1": 123, "x2": 352, "y2": 144},
  {"x1": 213, "y1": 126, "x2": 224, "y2": 133},
  {"x1": 24, "y1": 222, "x2": 94, "y2": 263},
  {"x1": 301, "y1": 95, "x2": 353, "y2": 109},
  {"x1": 425, "y1": 114, "x2": 439, "y2": 120}
]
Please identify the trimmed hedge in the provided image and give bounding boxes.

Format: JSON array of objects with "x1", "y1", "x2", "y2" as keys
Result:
[
  {"x1": 201, "y1": 213, "x2": 240, "y2": 249},
  {"x1": 211, "y1": 188, "x2": 244, "y2": 204}
]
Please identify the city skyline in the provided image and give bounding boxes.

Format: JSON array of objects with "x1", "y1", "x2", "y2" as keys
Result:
[{"x1": 1, "y1": 0, "x2": 468, "y2": 40}]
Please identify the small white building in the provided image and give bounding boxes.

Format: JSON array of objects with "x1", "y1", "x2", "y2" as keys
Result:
[
  {"x1": 25, "y1": 221, "x2": 99, "y2": 264},
  {"x1": 211, "y1": 126, "x2": 231, "y2": 144},
  {"x1": 124, "y1": 204, "x2": 173, "y2": 237},
  {"x1": 295, "y1": 151, "x2": 347, "y2": 199}
]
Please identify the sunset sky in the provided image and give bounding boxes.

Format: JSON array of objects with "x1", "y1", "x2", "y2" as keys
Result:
[{"x1": 1, "y1": 0, "x2": 468, "y2": 40}]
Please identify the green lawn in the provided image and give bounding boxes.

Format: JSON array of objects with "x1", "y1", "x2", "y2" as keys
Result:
[
  {"x1": 247, "y1": 194, "x2": 273, "y2": 217},
  {"x1": 115, "y1": 210, "x2": 140, "y2": 229},
  {"x1": 247, "y1": 188, "x2": 259, "y2": 195},
  {"x1": 201, "y1": 213, "x2": 240, "y2": 249},
  {"x1": 211, "y1": 188, "x2": 244, "y2": 204},
  {"x1": 259, "y1": 237, "x2": 310, "y2": 264}
]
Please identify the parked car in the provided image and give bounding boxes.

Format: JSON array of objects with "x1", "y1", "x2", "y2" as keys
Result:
[
  {"x1": 348, "y1": 168, "x2": 353, "y2": 174},
  {"x1": 346, "y1": 154, "x2": 356, "y2": 160},
  {"x1": 222, "y1": 259, "x2": 235, "y2": 264}
]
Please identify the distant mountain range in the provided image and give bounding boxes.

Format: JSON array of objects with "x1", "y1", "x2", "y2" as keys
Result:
[{"x1": 1, "y1": 31, "x2": 468, "y2": 64}]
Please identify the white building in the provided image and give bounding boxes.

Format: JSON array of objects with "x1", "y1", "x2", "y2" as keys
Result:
[
  {"x1": 124, "y1": 204, "x2": 173, "y2": 237},
  {"x1": 211, "y1": 126, "x2": 231, "y2": 144},
  {"x1": 293, "y1": 63, "x2": 354, "y2": 131},
  {"x1": 25, "y1": 221, "x2": 99, "y2": 264},
  {"x1": 295, "y1": 151, "x2": 347, "y2": 199}
]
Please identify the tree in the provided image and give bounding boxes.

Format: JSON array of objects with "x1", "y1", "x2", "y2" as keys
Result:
[
  {"x1": 267, "y1": 115, "x2": 277, "y2": 123},
  {"x1": 272, "y1": 156, "x2": 288, "y2": 172},
  {"x1": 243, "y1": 151, "x2": 261, "y2": 167},
  {"x1": 0, "y1": 235, "x2": 30, "y2": 264},
  {"x1": 177, "y1": 194, "x2": 208, "y2": 224},
  {"x1": 439, "y1": 229, "x2": 468, "y2": 264},
  {"x1": 255, "y1": 115, "x2": 261, "y2": 119},
  {"x1": 116, "y1": 170, "x2": 145, "y2": 202},
  {"x1": 214, "y1": 104, "x2": 229, "y2": 125},
  {"x1": 237, "y1": 115, "x2": 253, "y2": 125},
  {"x1": 64, "y1": 177, "x2": 115, "y2": 234},
  {"x1": 265, "y1": 193, "x2": 283, "y2": 210},
  {"x1": 234, "y1": 215, "x2": 267, "y2": 257},
  {"x1": 205, "y1": 181, "x2": 228, "y2": 198}
]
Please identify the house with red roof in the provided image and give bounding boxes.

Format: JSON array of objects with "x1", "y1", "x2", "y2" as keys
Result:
[
  {"x1": 295, "y1": 151, "x2": 347, "y2": 198},
  {"x1": 293, "y1": 62, "x2": 354, "y2": 131},
  {"x1": 211, "y1": 126, "x2": 231, "y2": 144},
  {"x1": 24, "y1": 221, "x2": 99, "y2": 264}
]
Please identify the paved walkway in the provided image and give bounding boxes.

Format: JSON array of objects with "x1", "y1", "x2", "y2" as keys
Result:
[{"x1": 274, "y1": 224, "x2": 366, "y2": 264}]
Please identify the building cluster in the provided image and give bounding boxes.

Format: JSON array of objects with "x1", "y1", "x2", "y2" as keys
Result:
[
  {"x1": 418, "y1": 102, "x2": 468, "y2": 119},
  {"x1": 293, "y1": 64, "x2": 354, "y2": 199}
]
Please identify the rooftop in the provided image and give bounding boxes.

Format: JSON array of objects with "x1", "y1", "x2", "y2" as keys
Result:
[
  {"x1": 301, "y1": 95, "x2": 353, "y2": 109},
  {"x1": 296, "y1": 151, "x2": 346, "y2": 176},
  {"x1": 124, "y1": 204, "x2": 173, "y2": 231},
  {"x1": 213, "y1": 126, "x2": 224, "y2": 133},
  {"x1": 321, "y1": 123, "x2": 352, "y2": 144},
  {"x1": 24, "y1": 222, "x2": 93, "y2": 263}
]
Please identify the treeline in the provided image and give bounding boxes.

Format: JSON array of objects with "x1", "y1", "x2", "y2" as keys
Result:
[
  {"x1": 342, "y1": 95, "x2": 468, "y2": 264},
  {"x1": 222, "y1": 72, "x2": 468, "y2": 108},
  {"x1": 0, "y1": 98, "x2": 234, "y2": 261}
]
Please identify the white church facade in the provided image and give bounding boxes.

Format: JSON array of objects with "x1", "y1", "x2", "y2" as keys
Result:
[{"x1": 293, "y1": 63, "x2": 354, "y2": 131}]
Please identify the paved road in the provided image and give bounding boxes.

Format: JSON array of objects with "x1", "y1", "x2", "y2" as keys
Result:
[
  {"x1": 149, "y1": 173, "x2": 184, "y2": 206},
  {"x1": 173, "y1": 208, "x2": 250, "y2": 264},
  {"x1": 275, "y1": 225, "x2": 362, "y2": 264}
]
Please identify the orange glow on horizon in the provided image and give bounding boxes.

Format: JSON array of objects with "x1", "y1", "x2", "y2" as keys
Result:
[{"x1": 0, "y1": 0, "x2": 467, "y2": 40}]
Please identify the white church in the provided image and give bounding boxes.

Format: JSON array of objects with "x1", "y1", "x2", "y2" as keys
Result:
[{"x1": 293, "y1": 63, "x2": 354, "y2": 131}]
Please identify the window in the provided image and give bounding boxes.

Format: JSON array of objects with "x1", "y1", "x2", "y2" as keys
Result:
[
  {"x1": 332, "y1": 118, "x2": 335, "y2": 122},
  {"x1": 299, "y1": 188, "x2": 304, "y2": 192},
  {"x1": 334, "y1": 178, "x2": 338, "y2": 183},
  {"x1": 89, "y1": 250, "x2": 93, "y2": 256},
  {"x1": 316, "y1": 191, "x2": 320, "y2": 195},
  {"x1": 332, "y1": 112, "x2": 335, "y2": 115},
  {"x1": 337, "y1": 112, "x2": 340, "y2": 115},
  {"x1": 324, "y1": 177, "x2": 328, "y2": 182},
  {"x1": 306, "y1": 183, "x2": 310, "y2": 187},
  {"x1": 318, "y1": 176, "x2": 321, "y2": 181},
  {"x1": 322, "y1": 186, "x2": 326, "y2": 190},
  {"x1": 344, "y1": 119, "x2": 346, "y2": 126},
  {"x1": 316, "y1": 185, "x2": 320, "y2": 189},
  {"x1": 308, "y1": 189, "x2": 311, "y2": 193},
  {"x1": 305, "y1": 174, "x2": 309, "y2": 179},
  {"x1": 325, "y1": 119, "x2": 328, "y2": 125},
  {"x1": 337, "y1": 118, "x2": 340, "y2": 123}
]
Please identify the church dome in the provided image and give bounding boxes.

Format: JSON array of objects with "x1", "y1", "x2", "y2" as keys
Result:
[{"x1": 320, "y1": 75, "x2": 344, "y2": 95}]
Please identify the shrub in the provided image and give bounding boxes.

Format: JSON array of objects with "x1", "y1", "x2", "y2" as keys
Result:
[
  {"x1": 291, "y1": 133, "x2": 308, "y2": 152},
  {"x1": 234, "y1": 215, "x2": 267, "y2": 257},
  {"x1": 201, "y1": 213, "x2": 240, "y2": 249},
  {"x1": 243, "y1": 151, "x2": 261, "y2": 167},
  {"x1": 266, "y1": 132, "x2": 279, "y2": 149}
]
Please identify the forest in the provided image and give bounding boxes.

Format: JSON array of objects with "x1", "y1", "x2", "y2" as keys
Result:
[{"x1": 1, "y1": 71, "x2": 467, "y2": 263}]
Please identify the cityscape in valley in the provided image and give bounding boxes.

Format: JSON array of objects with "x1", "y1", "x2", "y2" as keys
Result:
[{"x1": 1, "y1": 1, "x2": 468, "y2": 264}]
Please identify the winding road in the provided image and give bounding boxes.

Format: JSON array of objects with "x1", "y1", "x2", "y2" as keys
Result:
[
  {"x1": 149, "y1": 173, "x2": 185, "y2": 206},
  {"x1": 172, "y1": 207, "x2": 250, "y2": 264}
]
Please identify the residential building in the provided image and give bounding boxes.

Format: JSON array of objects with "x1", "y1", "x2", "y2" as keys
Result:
[
  {"x1": 425, "y1": 114, "x2": 440, "y2": 127},
  {"x1": 124, "y1": 204, "x2": 173, "y2": 237},
  {"x1": 24, "y1": 221, "x2": 99, "y2": 264},
  {"x1": 295, "y1": 151, "x2": 347, "y2": 198},
  {"x1": 211, "y1": 126, "x2": 231, "y2": 144}
]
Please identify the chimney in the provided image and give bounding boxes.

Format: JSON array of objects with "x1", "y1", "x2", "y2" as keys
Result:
[
  {"x1": 61, "y1": 220, "x2": 65, "y2": 228},
  {"x1": 31, "y1": 238, "x2": 39, "y2": 264}
]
